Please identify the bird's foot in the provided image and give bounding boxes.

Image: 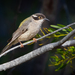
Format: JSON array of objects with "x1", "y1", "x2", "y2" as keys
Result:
[
  {"x1": 33, "y1": 38, "x2": 37, "y2": 43},
  {"x1": 20, "y1": 43, "x2": 24, "y2": 48},
  {"x1": 19, "y1": 41, "x2": 24, "y2": 48}
]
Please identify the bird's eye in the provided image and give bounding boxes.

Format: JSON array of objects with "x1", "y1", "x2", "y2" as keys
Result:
[{"x1": 38, "y1": 16, "x2": 42, "y2": 19}]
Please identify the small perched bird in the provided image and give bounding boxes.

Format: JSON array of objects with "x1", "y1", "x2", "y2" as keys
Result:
[{"x1": 1, "y1": 13, "x2": 49, "y2": 54}]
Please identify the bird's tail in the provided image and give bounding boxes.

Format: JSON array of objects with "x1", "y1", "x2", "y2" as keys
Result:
[{"x1": 0, "y1": 42, "x2": 13, "y2": 54}]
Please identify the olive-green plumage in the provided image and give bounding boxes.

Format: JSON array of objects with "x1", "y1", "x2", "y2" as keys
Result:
[{"x1": 1, "y1": 13, "x2": 49, "y2": 54}]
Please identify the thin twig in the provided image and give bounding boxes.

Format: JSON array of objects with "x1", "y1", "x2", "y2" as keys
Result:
[{"x1": 0, "y1": 22, "x2": 75, "y2": 57}]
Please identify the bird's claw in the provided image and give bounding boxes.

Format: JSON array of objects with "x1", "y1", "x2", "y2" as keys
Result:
[
  {"x1": 33, "y1": 38, "x2": 37, "y2": 43},
  {"x1": 20, "y1": 43, "x2": 24, "y2": 48}
]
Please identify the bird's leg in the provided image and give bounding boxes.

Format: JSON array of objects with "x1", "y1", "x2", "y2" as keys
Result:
[
  {"x1": 19, "y1": 41, "x2": 24, "y2": 48},
  {"x1": 33, "y1": 38, "x2": 37, "y2": 43},
  {"x1": 18, "y1": 40, "x2": 24, "y2": 48}
]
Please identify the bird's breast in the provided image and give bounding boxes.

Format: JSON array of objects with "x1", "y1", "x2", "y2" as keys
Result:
[{"x1": 18, "y1": 21, "x2": 41, "y2": 41}]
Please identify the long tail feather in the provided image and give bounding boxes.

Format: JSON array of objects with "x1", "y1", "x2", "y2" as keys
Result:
[{"x1": 0, "y1": 43, "x2": 13, "y2": 54}]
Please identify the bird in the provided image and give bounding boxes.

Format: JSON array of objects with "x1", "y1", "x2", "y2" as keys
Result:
[{"x1": 1, "y1": 13, "x2": 49, "y2": 54}]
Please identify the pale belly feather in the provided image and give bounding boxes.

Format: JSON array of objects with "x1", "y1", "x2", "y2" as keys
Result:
[
  {"x1": 18, "y1": 30, "x2": 38, "y2": 41},
  {"x1": 18, "y1": 24, "x2": 41, "y2": 41}
]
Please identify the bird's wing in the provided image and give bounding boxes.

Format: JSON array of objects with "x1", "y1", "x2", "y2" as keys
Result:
[
  {"x1": 10, "y1": 17, "x2": 32, "y2": 43},
  {"x1": 0, "y1": 17, "x2": 32, "y2": 54}
]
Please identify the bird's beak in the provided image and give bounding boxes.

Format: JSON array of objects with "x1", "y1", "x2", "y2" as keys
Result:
[{"x1": 44, "y1": 18, "x2": 50, "y2": 21}]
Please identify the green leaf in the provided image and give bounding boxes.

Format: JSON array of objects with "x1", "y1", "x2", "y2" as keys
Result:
[
  {"x1": 62, "y1": 29, "x2": 67, "y2": 32},
  {"x1": 51, "y1": 56, "x2": 56, "y2": 59},
  {"x1": 48, "y1": 28, "x2": 60, "y2": 34},
  {"x1": 51, "y1": 56, "x2": 60, "y2": 62},
  {"x1": 48, "y1": 28, "x2": 55, "y2": 32},
  {"x1": 36, "y1": 34, "x2": 42, "y2": 38},
  {"x1": 55, "y1": 62, "x2": 61, "y2": 66},
  {"x1": 70, "y1": 46, "x2": 75, "y2": 49},
  {"x1": 72, "y1": 54, "x2": 75, "y2": 56},
  {"x1": 51, "y1": 25, "x2": 61, "y2": 28},
  {"x1": 57, "y1": 24, "x2": 65, "y2": 27},
  {"x1": 66, "y1": 28, "x2": 72, "y2": 32},
  {"x1": 55, "y1": 63, "x2": 66, "y2": 71},
  {"x1": 51, "y1": 25, "x2": 68, "y2": 33},
  {"x1": 57, "y1": 48, "x2": 62, "y2": 51},
  {"x1": 56, "y1": 51, "x2": 64, "y2": 55},
  {"x1": 61, "y1": 55, "x2": 65, "y2": 59},
  {"x1": 66, "y1": 60, "x2": 70, "y2": 64}
]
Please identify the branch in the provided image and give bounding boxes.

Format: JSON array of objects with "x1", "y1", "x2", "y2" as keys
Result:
[
  {"x1": 0, "y1": 29, "x2": 75, "y2": 71},
  {"x1": 0, "y1": 40, "x2": 75, "y2": 71},
  {"x1": 0, "y1": 22, "x2": 75, "y2": 57}
]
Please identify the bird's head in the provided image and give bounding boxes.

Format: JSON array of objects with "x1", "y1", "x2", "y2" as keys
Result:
[{"x1": 31, "y1": 13, "x2": 49, "y2": 23}]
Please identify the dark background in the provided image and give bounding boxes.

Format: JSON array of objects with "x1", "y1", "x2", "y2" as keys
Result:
[{"x1": 0, "y1": 0, "x2": 75, "y2": 75}]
